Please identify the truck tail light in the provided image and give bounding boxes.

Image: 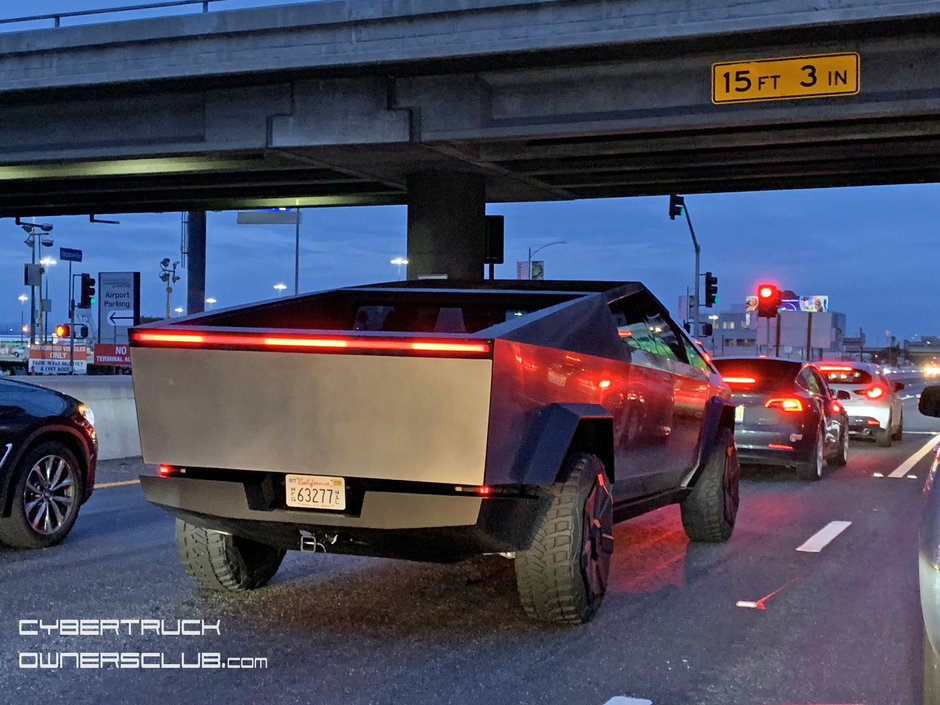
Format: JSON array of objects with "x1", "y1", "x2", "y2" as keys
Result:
[
  {"x1": 764, "y1": 398, "x2": 804, "y2": 412},
  {"x1": 131, "y1": 330, "x2": 492, "y2": 357}
]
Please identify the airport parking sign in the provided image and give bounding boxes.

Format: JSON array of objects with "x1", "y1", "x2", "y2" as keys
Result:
[{"x1": 98, "y1": 272, "x2": 140, "y2": 343}]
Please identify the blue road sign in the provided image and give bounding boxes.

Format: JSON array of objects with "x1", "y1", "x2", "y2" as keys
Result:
[{"x1": 59, "y1": 247, "x2": 82, "y2": 262}]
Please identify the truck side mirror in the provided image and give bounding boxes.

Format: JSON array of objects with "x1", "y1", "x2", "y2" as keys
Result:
[{"x1": 920, "y1": 386, "x2": 940, "y2": 418}]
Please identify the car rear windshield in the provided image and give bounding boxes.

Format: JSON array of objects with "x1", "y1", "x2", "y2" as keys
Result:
[
  {"x1": 817, "y1": 366, "x2": 873, "y2": 385},
  {"x1": 712, "y1": 358, "x2": 802, "y2": 393}
]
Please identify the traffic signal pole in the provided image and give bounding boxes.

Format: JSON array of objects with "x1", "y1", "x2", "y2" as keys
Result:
[
  {"x1": 69, "y1": 272, "x2": 77, "y2": 374},
  {"x1": 684, "y1": 206, "x2": 701, "y2": 338}
]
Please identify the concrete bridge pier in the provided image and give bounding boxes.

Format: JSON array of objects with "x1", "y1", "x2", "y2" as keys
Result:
[{"x1": 406, "y1": 172, "x2": 486, "y2": 282}]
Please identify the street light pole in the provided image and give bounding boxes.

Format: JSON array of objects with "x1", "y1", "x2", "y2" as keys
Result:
[
  {"x1": 18, "y1": 294, "x2": 27, "y2": 344},
  {"x1": 527, "y1": 241, "x2": 566, "y2": 279},
  {"x1": 390, "y1": 257, "x2": 408, "y2": 280}
]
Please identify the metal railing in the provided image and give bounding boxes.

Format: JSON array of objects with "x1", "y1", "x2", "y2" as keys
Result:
[{"x1": 0, "y1": 0, "x2": 272, "y2": 30}]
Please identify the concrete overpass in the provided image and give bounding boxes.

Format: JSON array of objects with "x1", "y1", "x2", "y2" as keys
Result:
[{"x1": 0, "y1": 0, "x2": 938, "y2": 284}]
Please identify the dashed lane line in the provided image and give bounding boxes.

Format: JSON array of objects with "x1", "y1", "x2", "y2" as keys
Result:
[
  {"x1": 796, "y1": 521, "x2": 852, "y2": 553},
  {"x1": 887, "y1": 433, "x2": 940, "y2": 478}
]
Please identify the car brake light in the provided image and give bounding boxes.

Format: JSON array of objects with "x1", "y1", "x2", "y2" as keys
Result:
[
  {"x1": 818, "y1": 365, "x2": 854, "y2": 372},
  {"x1": 831, "y1": 401, "x2": 843, "y2": 414},
  {"x1": 764, "y1": 398, "x2": 804, "y2": 412},
  {"x1": 865, "y1": 386, "x2": 885, "y2": 399},
  {"x1": 723, "y1": 376, "x2": 757, "y2": 385},
  {"x1": 158, "y1": 465, "x2": 172, "y2": 476}
]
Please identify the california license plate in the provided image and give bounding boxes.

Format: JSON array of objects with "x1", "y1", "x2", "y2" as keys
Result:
[
  {"x1": 285, "y1": 474, "x2": 346, "y2": 511},
  {"x1": 734, "y1": 405, "x2": 744, "y2": 422}
]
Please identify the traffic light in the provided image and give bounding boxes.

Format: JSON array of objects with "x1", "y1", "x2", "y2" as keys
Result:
[
  {"x1": 668, "y1": 194, "x2": 685, "y2": 220},
  {"x1": 79, "y1": 273, "x2": 96, "y2": 308},
  {"x1": 704, "y1": 272, "x2": 718, "y2": 307},
  {"x1": 757, "y1": 284, "x2": 782, "y2": 318},
  {"x1": 55, "y1": 323, "x2": 88, "y2": 338}
]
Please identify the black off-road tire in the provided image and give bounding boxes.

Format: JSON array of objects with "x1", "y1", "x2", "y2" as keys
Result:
[
  {"x1": 175, "y1": 519, "x2": 285, "y2": 591},
  {"x1": 515, "y1": 453, "x2": 613, "y2": 625},
  {"x1": 827, "y1": 427, "x2": 849, "y2": 467},
  {"x1": 0, "y1": 441, "x2": 83, "y2": 549},
  {"x1": 795, "y1": 427, "x2": 825, "y2": 481},
  {"x1": 875, "y1": 426, "x2": 892, "y2": 448},
  {"x1": 681, "y1": 426, "x2": 739, "y2": 542}
]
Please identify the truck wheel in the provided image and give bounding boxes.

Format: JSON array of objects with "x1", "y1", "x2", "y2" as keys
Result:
[
  {"x1": 795, "y1": 427, "x2": 825, "y2": 481},
  {"x1": 681, "y1": 427, "x2": 739, "y2": 542},
  {"x1": 0, "y1": 441, "x2": 83, "y2": 549},
  {"x1": 175, "y1": 519, "x2": 285, "y2": 591},
  {"x1": 515, "y1": 453, "x2": 613, "y2": 624}
]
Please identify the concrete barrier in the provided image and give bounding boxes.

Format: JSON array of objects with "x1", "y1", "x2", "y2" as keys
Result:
[{"x1": 17, "y1": 376, "x2": 140, "y2": 461}]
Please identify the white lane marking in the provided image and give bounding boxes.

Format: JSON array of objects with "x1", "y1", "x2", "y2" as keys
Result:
[
  {"x1": 602, "y1": 699, "x2": 652, "y2": 705},
  {"x1": 796, "y1": 521, "x2": 852, "y2": 553},
  {"x1": 888, "y1": 434, "x2": 940, "y2": 478},
  {"x1": 905, "y1": 431, "x2": 940, "y2": 435}
]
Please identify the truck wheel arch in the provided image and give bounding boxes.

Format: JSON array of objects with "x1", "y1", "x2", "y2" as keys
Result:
[{"x1": 511, "y1": 403, "x2": 614, "y2": 486}]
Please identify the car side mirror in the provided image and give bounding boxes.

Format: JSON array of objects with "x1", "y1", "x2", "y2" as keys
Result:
[
  {"x1": 920, "y1": 386, "x2": 940, "y2": 417},
  {"x1": 895, "y1": 382, "x2": 905, "y2": 392},
  {"x1": 836, "y1": 390, "x2": 851, "y2": 400}
]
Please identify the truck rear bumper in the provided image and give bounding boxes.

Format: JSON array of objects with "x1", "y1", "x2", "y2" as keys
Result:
[{"x1": 141, "y1": 474, "x2": 544, "y2": 561}]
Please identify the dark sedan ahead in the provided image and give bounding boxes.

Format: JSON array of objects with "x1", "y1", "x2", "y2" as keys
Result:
[
  {"x1": 0, "y1": 378, "x2": 97, "y2": 549},
  {"x1": 712, "y1": 357, "x2": 849, "y2": 480}
]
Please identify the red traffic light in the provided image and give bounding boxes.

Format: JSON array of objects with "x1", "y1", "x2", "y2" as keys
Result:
[
  {"x1": 55, "y1": 324, "x2": 70, "y2": 338},
  {"x1": 756, "y1": 284, "x2": 782, "y2": 318}
]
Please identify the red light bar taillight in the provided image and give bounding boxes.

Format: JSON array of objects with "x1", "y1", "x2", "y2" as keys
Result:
[
  {"x1": 818, "y1": 365, "x2": 854, "y2": 372},
  {"x1": 723, "y1": 376, "x2": 757, "y2": 385},
  {"x1": 764, "y1": 398, "x2": 804, "y2": 412},
  {"x1": 131, "y1": 331, "x2": 491, "y2": 356}
]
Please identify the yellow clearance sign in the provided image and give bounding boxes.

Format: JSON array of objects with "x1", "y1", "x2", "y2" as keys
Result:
[{"x1": 712, "y1": 53, "x2": 859, "y2": 104}]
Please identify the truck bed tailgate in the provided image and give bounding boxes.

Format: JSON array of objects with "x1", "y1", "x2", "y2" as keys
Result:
[{"x1": 132, "y1": 345, "x2": 492, "y2": 485}]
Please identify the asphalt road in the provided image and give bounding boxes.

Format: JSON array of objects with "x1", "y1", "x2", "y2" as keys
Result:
[{"x1": 1, "y1": 385, "x2": 937, "y2": 705}]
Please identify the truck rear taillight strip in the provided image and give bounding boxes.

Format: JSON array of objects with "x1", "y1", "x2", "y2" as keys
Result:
[{"x1": 131, "y1": 331, "x2": 491, "y2": 355}]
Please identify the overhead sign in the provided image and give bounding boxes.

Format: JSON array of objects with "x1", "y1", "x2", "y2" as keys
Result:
[
  {"x1": 236, "y1": 210, "x2": 301, "y2": 225},
  {"x1": 712, "y1": 53, "x2": 859, "y2": 104},
  {"x1": 59, "y1": 247, "x2": 82, "y2": 262},
  {"x1": 98, "y1": 272, "x2": 141, "y2": 344}
]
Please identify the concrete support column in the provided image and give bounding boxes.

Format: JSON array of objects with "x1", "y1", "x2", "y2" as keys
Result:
[
  {"x1": 186, "y1": 211, "x2": 206, "y2": 315},
  {"x1": 406, "y1": 172, "x2": 486, "y2": 281}
]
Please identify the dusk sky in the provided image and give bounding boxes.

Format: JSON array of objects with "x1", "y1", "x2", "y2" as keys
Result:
[{"x1": 0, "y1": 2, "x2": 936, "y2": 342}]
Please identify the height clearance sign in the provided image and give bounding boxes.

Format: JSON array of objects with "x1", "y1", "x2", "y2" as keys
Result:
[
  {"x1": 712, "y1": 52, "x2": 859, "y2": 104},
  {"x1": 98, "y1": 272, "x2": 140, "y2": 344}
]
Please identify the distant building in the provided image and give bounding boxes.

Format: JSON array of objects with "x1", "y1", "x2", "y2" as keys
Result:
[{"x1": 685, "y1": 302, "x2": 847, "y2": 360}]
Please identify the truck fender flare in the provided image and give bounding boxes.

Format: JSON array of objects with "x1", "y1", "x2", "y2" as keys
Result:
[
  {"x1": 682, "y1": 397, "x2": 736, "y2": 489},
  {"x1": 511, "y1": 403, "x2": 614, "y2": 486}
]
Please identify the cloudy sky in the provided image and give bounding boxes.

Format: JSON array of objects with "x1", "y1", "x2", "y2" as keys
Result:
[{"x1": 0, "y1": 2, "x2": 936, "y2": 342}]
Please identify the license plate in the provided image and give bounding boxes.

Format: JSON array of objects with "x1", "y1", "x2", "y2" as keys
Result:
[
  {"x1": 734, "y1": 405, "x2": 744, "y2": 422},
  {"x1": 285, "y1": 474, "x2": 345, "y2": 511}
]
